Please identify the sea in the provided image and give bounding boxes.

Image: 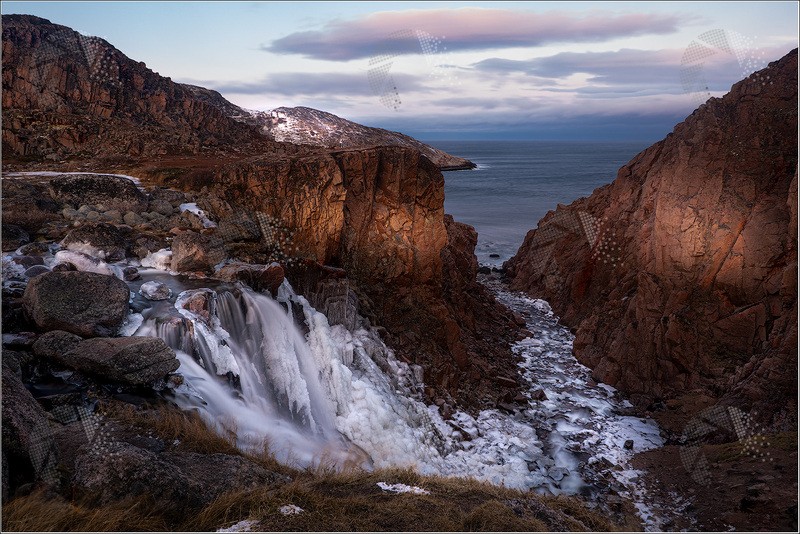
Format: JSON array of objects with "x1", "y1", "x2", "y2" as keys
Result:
[{"x1": 431, "y1": 141, "x2": 652, "y2": 266}]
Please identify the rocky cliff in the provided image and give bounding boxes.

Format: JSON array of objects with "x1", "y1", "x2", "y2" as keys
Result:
[
  {"x1": 506, "y1": 49, "x2": 798, "y2": 428},
  {"x1": 156, "y1": 146, "x2": 523, "y2": 408},
  {"x1": 2, "y1": 14, "x2": 520, "y2": 410}
]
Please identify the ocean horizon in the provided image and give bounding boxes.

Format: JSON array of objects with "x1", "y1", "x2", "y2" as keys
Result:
[{"x1": 430, "y1": 140, "x2": 653, "y2": 266}]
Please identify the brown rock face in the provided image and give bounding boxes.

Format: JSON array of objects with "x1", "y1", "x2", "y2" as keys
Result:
[
  {"x1": 506, "y1": 49, "x2": 798, "y2": 427},
  {"x1": 1, "y1": 15, "x2": 297, "y2": 163},
  {"x1": 178, "y1": 147, "x2": 521, "y2": 407}
]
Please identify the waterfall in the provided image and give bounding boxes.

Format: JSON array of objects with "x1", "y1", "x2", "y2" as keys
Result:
[
  {"x1": 129, "y1": 276, "x2": 569, "y2": 491},
  {"x1": 134, "y1": 281, "x2": 452, "y2": 470}
]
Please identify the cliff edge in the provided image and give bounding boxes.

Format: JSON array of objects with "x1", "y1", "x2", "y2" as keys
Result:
[{"x1": 506, "y1": 49, "x2": 798, "y2": 429}]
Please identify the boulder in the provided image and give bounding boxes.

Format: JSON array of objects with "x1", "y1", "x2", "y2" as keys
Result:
[
  {"x1": 23, "y1": 265, "x2": 50, "y2": 278},
  {"x1": 61, "y1": 223, "x2": 127, "y2": 261},
  {"x1": 2, "y1": 223, "x2": 29, "y2": 251},
  {"x1": 170, "y1": 231, "x2": 226, "y2": 273},
  {"x1": 139, "y1": 280, "x2": 172, "y2": 301},
  {"x1": 57, "y1": 336, "x2": 179, "y2": 385},
  {"x1": 49, "y1": 174, "x2": 147, "y2": 213},
  {"x1": 148, "y1": 187, "x2": 187, "y2": 207},
  {"x1": 72, "y1": 443, "x2": 285, "y2": 508},
  {"x1": 32, "y1": 330, "x2": 83, "y2": 360},
  {"x1": 22, "y1": 271, "x2": 131, "y2": 337},
  {"x1": 215, "y1": 262, "x2": 285, "y2": 296},
  {"x1": 148, "y1": 199, "x2": 174, "y2": 216}
]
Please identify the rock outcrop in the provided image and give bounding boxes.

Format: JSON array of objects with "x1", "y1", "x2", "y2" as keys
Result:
[
  {"x1": 23, "y1": 271, "x2": 131, "y2": 337},
  {"x1": 181, "y1": 146, "x2": 522, "y2": 406},
  {"x1": 56, "y1": 336, "x2": 180, "y2": 385},
  {"x1": 506, "y1": 49, "x2": 798, "y2": 427}
]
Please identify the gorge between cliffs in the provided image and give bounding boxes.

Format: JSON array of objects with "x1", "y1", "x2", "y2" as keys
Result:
[{"x1": 1, "y1": 13, "x2": 797, "y2": 533}]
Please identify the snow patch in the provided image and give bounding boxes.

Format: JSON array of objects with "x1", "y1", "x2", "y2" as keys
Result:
[
  {"x1": 179, "y1": 203, "x2": 217, "y2": 228},
  {"x1": 376, "y1": 482, "x2": 430, "y2": 495},
  {"x1": 140, "y1": 248, "x2": 172, "y2": 271},
  {"x1": 279, "y1": 504, "x2": 303, "y2": 515},
  {"x1": 216, "y1": 519, "x2": 258, "y2": 532}
]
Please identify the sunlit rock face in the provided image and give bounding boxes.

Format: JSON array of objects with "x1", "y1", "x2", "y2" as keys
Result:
[
  {"x1": 506, "y1": 49, "x2": 797, "y2": 426},
  {"x1": 174, "y1": 146, "x2": 524, "y2": 409}
]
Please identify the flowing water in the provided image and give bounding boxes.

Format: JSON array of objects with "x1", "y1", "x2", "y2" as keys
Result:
[{"x1": 121, "y1": 266, "x2": 670, "y2": 527}]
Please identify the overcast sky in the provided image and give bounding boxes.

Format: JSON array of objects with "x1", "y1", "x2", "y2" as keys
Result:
[{"x1": 4, "y1": 1, "x2": 798, "y2": 141}]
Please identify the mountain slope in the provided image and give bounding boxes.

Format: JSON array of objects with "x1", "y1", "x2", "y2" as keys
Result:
[
  {"x1": 505, "y1": 49, "x2": 798, "y2": 429},
  {"x1": 1, "y1": 15, "x2": 471, "y2": 171},
  {"x1": 179, "y1": 85, "x2": 475, "y2": 170}
]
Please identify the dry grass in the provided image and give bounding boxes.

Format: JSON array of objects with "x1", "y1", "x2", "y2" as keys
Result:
[
  {"x1": 1, "y1": 490, "x2": 168, "y2": 532},
  {"x1": 3, "y1": 401, "x2": 625, "y2": 532},
  {"x1": 189, "y1": 467, "x2": 621, "y2": 532}
]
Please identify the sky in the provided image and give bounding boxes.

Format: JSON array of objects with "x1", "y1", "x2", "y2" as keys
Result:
[{"x1": 3, "y1": 1, "x2": 798, "y2": 141}]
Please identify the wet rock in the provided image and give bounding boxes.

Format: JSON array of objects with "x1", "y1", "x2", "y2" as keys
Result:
[
  {"x1": 122, "y1": 266, "x2": 140, "y2": 281},
  {"x1": 170, "y1": 231, "x2": 226, "y2": 273},
  {"x1": 176, "y1": 288, "x2": 215, "y2": 324},
  {"x1": 32, "y1": 330, "x2": 83, "y2": 360},
  {"x1": 139, "y1": 280, "x2": 171, "y2": 301},
  {"x1": 23, "y1": 271, "x2": 131, "y2": 337},
  {"x1": 530, "y1": 389, "x2": 548, "y2": 401},
  {"x1": 623, "y1": 439, "x2": 634, "y2": 450},
  {"x1": 58, "y1": 336, "x2": 179, "y2": 385},
  {"x1": 2, "y1": 332, "x2": 38, "y2": 350},
  {"x1": 18, "y1": 242, "x2": 50, "y2": 255},
  {"x1": 215, "y1": 262, "x2": 284, "y2": 296},
  {"x1": 11, "y1": 255, "x2": 44, "y2": 269},
  {"x1": 132, "y1": 235, "x2": 167, "y2": 259},
  {"x1": 477, "y1": 265, "x2": 491, "y2": 274},
  {"x1": 50, "y1": 174, "x2": 147, "y2": 213},
  {"x1": 60, "y1": 222, "x2": 127, "y2": 261},
  {"x1": 2, "y1": 224, "x2": 30, "y2": 251},
  {"x1": 52, "y1": 262, "x2": 77, "y2": 272},
  {"x1": 23, "y1": 265, "x2": 49, "y2": 278}
]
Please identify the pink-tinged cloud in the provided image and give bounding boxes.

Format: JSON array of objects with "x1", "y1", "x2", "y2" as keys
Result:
[{"x1": 265, "y1": 8, "x2": 686, "y2": 60}]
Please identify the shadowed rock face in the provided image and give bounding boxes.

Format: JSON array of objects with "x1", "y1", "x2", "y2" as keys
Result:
[{"x1": 506, "y1": 49, "x2": 798, "y2": 427}]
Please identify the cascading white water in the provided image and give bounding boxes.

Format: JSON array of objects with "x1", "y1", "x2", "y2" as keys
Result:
[{"x1": 131, "y1": 279, "x2": 547, "y2": 485}]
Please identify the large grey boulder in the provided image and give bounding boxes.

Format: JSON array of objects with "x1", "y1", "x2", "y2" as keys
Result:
[
  {"x1": 23, "y1": 271, "x2": 130, "y2": 337},
  {"x1": 60, "y1": 223, "x2": 128, "y2": 261},
  {"x1": 57, "y1": 337, "x2": 179, "y2": 385},
  {"x1": 170, "y1": 231, "x2": 226, "y2": 273},
  {"x1": 50, "y1": 174, "x2": 147, "y2": 213}
]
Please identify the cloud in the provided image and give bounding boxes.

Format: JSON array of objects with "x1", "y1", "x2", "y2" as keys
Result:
[
  {"x1": 181, "y1": 71, "x2": 425, "y2": 97},
  {"x1": 472, "y1": 44, "x2": 794, "y2": 91},
  {"x1": 265, "y1": 8, "x2": 686, "y2": 60}
]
